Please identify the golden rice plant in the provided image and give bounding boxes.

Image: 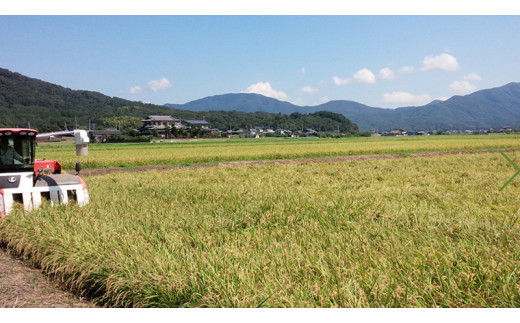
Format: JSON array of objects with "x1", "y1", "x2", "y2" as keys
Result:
[
  {"x1": 2, "y1": 150, "x2": 520, "y2": 307},
  {"x1": 36, "y1": 134, "x2": 520, "y2": 169}
]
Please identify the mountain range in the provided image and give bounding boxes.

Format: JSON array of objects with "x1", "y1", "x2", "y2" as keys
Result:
[
  {"x1": 166, "y1": 82, "x2": 520, "y2": 131},
  {"x1": 2, "y1": 66, "x2": 520, "y2": 132}
]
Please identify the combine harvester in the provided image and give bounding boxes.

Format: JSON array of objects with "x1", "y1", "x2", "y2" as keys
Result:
[{"x1": 0, "y1": 128, "x2": 90, "y2": 217}]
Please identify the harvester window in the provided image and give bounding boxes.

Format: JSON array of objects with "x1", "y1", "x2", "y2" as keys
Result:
[{"x1": 0, "y1": 136, "x2": 35, "y2": 171}]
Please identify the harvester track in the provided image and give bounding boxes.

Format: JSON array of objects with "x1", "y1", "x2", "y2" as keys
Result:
[{"x1": 76, "y1": 148, "x2": 520, "y2": 177}]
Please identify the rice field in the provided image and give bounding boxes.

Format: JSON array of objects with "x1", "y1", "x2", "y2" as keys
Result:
[
  {"x1": 2, "y1": 145, "x2": 520, "y2": 307},
  {"x1": 36, "y1": 134, "x2": 520, "y2": 169}
]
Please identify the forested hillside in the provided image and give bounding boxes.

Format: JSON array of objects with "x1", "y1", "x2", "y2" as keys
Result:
[
  {"x1": 0, "y1": 68, "x2": 358, "y2": 134},
  {"x1": 0, "y1": 68, "x2": 177, "y2": 131}
]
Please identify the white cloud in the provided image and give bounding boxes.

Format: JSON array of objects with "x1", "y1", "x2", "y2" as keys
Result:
[
  {"x1": 242, "y1": 81, "x2": 288, "y2": 101},
  {"x1": 383, "y1": 91, "x2": 432, "y2": 106},
  {"x1": 353, "y1": 68, "x2": 376, "y2": 84},
  {"x1": 399, "y1": 66, "x2": 415, "y2": 74},
  {"x1": 332, "y1": 76, "x2": 349, "y2": 86},
  {"x1": 147, "y1": 78, "x2": 172, "y2": 92},
  {"x1": 129, "y1": 85, "x2": 143, "y2": 94},
  {"x1": 464, "y1": 73, "x2": 482, "y2": 81},
  {"x1": 421, "y1": 53, "x2": 459, "y2": 71},
  {"x1": 450, "y1": 80, "x2": 477, "y2": 94},
  {"x1": 292, "y1": 98, "x2": 305, "y2": 105},
  {"x1": 301, "y1": 85, "x2": 318, "y2": 94},
  {"x1": 299, "y1": 68, "x2": 306, "y2": 74},
  {"x1": 378, "y1": 67, "x2": 395, "y2": 80}
]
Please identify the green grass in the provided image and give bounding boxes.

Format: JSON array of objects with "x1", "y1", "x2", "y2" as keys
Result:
[
  {"x1": 35, "y1": 134, "x2": 520, "y2": 169},
  {"x1": 2, "y1": 151, "x2": 520, "y2": 307}
]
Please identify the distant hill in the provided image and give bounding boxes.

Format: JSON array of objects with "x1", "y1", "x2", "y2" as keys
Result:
[
  {"x1": 167, "y1": 93, "x2": 300, "y2": 114},
  {"x1": 0, "y1": 68, "x2": 358, "y2": 133},
  {"x1": 167, "y1": 83, "x2": 520, "y2": 131},
  {"x1": 0, "y1": 67, "x2": 186, "y2": 131}
]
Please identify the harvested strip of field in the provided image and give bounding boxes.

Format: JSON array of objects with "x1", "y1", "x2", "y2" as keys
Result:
[
  {"x1": 36, "y1": 134, "x2": 520, "y2": 170},
  {"x1": 2, "y1": 151, "x2": 520, "y2": 307},
  {"x1": 76, "y1": 153, "x2": 404, "y2": 176},
  {"x1": 75, "y1": 148, "x2": 520, "y2": 177}
]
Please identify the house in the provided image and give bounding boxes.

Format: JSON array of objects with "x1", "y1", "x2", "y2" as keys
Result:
[
  {"x1": 407, "y1": 131, "x2": 426, "y2": 136},
  {"x1": 182, "y1": 120, "x2": 210, "y2": 129},
  {"x1": 303, "y1": 128, "x2": 318, "y2": 135},
  {"x1": 382, "y1": 129, "x2": 407, "y2": 136},
  {"x1": 276, "y1": 129, "x2": 292, "y2": 136},
  {"x1": 88, "y1": 129, "x2": 122, "y2": 143},
  {"x1": 138, "y1": 116, "x2": 182, "y2": 134}
]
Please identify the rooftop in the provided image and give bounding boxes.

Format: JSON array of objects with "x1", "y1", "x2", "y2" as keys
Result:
[
  {"x1": 183, "y1": 120, "x2": 210, "y2": 125},
  {"x1": 141, "y1": 116, "x2": 179, "y2": 122}
]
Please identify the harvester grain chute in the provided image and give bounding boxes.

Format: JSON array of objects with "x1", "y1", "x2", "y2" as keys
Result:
[{"x1": 0, "y1": 128, "x2": 89, "y2": 217}]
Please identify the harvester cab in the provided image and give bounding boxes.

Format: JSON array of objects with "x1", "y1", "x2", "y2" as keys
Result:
[{"x1": 0, "y1": 128, "x2": 89, "y2": 217}]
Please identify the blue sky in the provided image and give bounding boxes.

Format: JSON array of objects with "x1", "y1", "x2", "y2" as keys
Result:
[{"x1": 1, "y1": 13, "x2": 520, "y2": 108}]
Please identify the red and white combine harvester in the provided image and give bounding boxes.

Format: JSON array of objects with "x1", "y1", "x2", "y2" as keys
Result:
[{"x1": 0, "y1": 128, "x2": 90, "y2": 217}]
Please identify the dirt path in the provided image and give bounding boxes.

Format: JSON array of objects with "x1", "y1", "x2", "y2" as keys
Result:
[
  {"x1": 0, "y1": 248, "x2": 95, "y2": 308},
  {"x1": 0, "y1": 147, "x2": 518, "y2": 308}
]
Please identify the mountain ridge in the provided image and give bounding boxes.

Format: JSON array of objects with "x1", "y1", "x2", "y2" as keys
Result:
[{"x1": 166, "y1": 82, "x2": 520, "y2": 131}]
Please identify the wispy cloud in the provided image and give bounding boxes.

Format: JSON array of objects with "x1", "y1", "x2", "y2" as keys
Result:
[
  {"x1": 450, "y1": 73, "x2": 482, "y2": 95},
  {"x1": 301, "y1": 85, "x2": 318, "y2": 94},
  {"x1": 378, "y1": 67, "x2": 395, "y2": 80},
  {"x1": 383, "y1": 91, "x2": 432, "y2": 106},
  {"x1": 464, "y1": 73, "x2": 482, "y2": 81},
  {"x1": 332, "y1": 76, "x2": 349, "y2": 86},
  {"x1": 129, "y1": 85, "x2": 143, "y2": 94},
  {"x1": 399, "y1": 66, "x2": 415, "y2": 74},
  {"x1": 242, "y1": 81, "x2": 288, "y2": 101},
  {"x1": 333, "y1": 66, "x2": 397, "y2": 87},
  {"x1": 421, "y1": 53, "x2": 458, "y2": 71},
  {"x1": 147, "y1": 78, "x2": 172, "y2": 92},
  {"x1": 299, "y1": 68, "x2": 306, "y2": 75},
  {"x1": 450, "y1": 80, "x2": 477, "y2": 94}
]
